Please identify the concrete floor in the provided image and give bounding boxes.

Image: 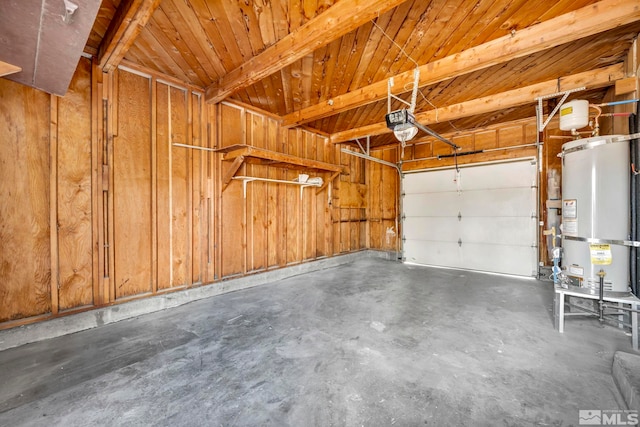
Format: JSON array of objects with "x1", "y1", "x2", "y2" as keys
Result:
[{"x1": 0, "y1": 258, "x2": 635, "y2": 426}]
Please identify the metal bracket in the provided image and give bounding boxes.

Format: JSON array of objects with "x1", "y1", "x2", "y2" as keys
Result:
[
  {"x1": 564, "y1": 235, "x2": 640, "y2": 248},
  {"x1": 535, "y1": 87, "x2": 585, "y2": 133},
  {"x1": 558, "y1": 132, "x2": 640, "y2": 157},
  {"x1": 354, "y1": 136, "x2": 371, "y2": 156}
]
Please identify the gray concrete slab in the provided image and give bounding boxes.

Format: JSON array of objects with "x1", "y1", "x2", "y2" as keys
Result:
[
  {"x1": 0, "y1": 258, "x2": 634, "y2": 426},
  {"x1": 613, "y1": 351, "x2": 640, "y2": 411},
  {"x1": 0, "y1": 250, "x2": 396, "y2": 352}
]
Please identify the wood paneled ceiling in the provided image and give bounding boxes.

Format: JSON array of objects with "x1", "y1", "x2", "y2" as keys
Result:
[{"x1": 83, "y1": 0, "x2": 640, "y2": 145}]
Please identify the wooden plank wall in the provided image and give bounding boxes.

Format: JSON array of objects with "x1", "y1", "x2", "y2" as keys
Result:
[
  {"x1": 213, "y1": 102, "x2": 359, "y2": 280},
  {"x1": 107, "y1": 66, "x2": 207, "y2": 300},
  {"x1": 0, "y1": 56, "x2": 370, "y2": 327},
  {"x1": 0, "y1": 68, "x2": 52, "y2": 323},
  {"x1": 217, "y1": 103, "x2": 245, "y2": 277},
  {"x1": 366, "y1": 146, "x2": 400, "y2": 253},
  {"x1": 0, "y1": 60, "x2": 214, "y2": 327},
  {"x1": 112, "y1": 69, "x2": 154, "y2": 298},
  {"x1": 332, "y1": 147, "x2": 368, "y2": 254},
  {"x1": 56, "y1": 58, "x2": 94, "y2": 311}
]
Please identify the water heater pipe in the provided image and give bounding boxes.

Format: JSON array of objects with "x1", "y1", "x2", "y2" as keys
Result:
[
  {"x1": 589, "y1": 104, "x2": 602, "y2": 136},
  {"x1": 594, "y1": 99, "x2": 640, "y2": 108},
  {"x1": 602, "y1": 113, "x2": 633, "y2": 117}
]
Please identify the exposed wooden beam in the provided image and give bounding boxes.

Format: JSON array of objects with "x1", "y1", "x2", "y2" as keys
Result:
[
  {"x1": 330, "y1": 63, "x2": 625, "y2": 143},
  {"x1": 403, "y1": 146, "x2": 539, "y2": 172},
  {"x1": 615, "y1": 77, "x2": 637, "y2": 95},
  {"x1": 205, "y1": 0, "x2": 410, "y2": 104},
  {"x1": 0, "y1": 61, "x2": 21, "y2": 77},
  {"x1": 285, "y1": 0, "x2": 640, "y2": 127},
  {"x1": 98, "y1": 0, "x2": 162, "y2": 73}
]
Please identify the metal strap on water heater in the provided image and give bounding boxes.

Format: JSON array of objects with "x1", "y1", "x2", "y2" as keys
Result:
[
  {"x1": 558, "y1": 132, "x2": 640, "y2": 157},
  {"x1": 564, "y1": 235, "x2": 640, "y2": 248}
]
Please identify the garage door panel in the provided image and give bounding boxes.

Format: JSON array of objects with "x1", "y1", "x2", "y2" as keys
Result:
[
  {"x1": 403, "y1": 217, "x2": 459, "y2": 241},
  {"x1": 404, "y1": 240, "x2": 462, "y2": 268},
  {"x1": 402, "y1": 160, "x2": 537, "y2": 277},
  {"x1": 404, "y1": 171, "x2": 459, "y2": 193},
  {"x1": 405, "y1": 241, "x2": 535, "y2": 276},
  {"x1": 460, "y1": 188, "x2": 535, "y2": 217},
  {"x1": 460, "y1": 217, "x2": 534, "y2": 245},
  {"x1": 404, "y1": 192, "x2": 460, "y2": 217},
  {"x1": 460, "y1": 161, "x2": 535, "y2": 190},
  {"x1": 460, "y1": 243, "x2": 536, "y2": 276}
]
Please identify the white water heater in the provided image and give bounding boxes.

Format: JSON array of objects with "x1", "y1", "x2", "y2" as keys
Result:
[{"x1": 561, "y1": 135, "x2": 630, "y2": 295}]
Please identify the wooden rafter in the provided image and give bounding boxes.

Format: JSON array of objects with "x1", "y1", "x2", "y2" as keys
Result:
[
  {"x1": 284, "y1": 0, "x2": 640, "y2": 127},
  {"x1": 330, "y1": 63, "x2": 625, "y2": 143},
  {"x1": 98, "y1": 0, "x2": 163, "y2": 73},
  {"x1": 205, "y1": 0, "x2": 410, "y2": 104}
]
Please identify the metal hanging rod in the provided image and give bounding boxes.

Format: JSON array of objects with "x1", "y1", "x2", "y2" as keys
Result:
[
  {"x1": 232, "y1": 176, "x2": 321, "y2": 199},
  {"x1": 341, "y1": 148, "x2": 401, "y2": 174},
  {"x1": 173, "y1": 143, "x2": 217, "y2": 152}
]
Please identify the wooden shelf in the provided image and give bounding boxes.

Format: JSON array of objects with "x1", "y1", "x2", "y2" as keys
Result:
[
  {"x1": 0, "y1": 60, "x2": 21, "y2": 78},
  {"x1": 216, "y1": 144, "x2": 343, "y2": 193}
]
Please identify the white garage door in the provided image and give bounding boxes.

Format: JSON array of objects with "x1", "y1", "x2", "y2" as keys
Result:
[{"x1": 403, "y1": 159, "x2": 538, "y2": 277}]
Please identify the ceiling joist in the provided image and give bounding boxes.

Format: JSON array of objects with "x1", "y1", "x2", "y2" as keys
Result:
[
  {"x1": 330, "y1": 63, "x2": 625, "y2": 143},
  {"x1": 98, "y1": 0, "x2": 163, "y2": 73},
  {"x1": 204, "y1": 0, "x2": 410, "y2": 104},
  {"x1": 285, "y1": 0, "x2": 640, "y2": 128}
]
